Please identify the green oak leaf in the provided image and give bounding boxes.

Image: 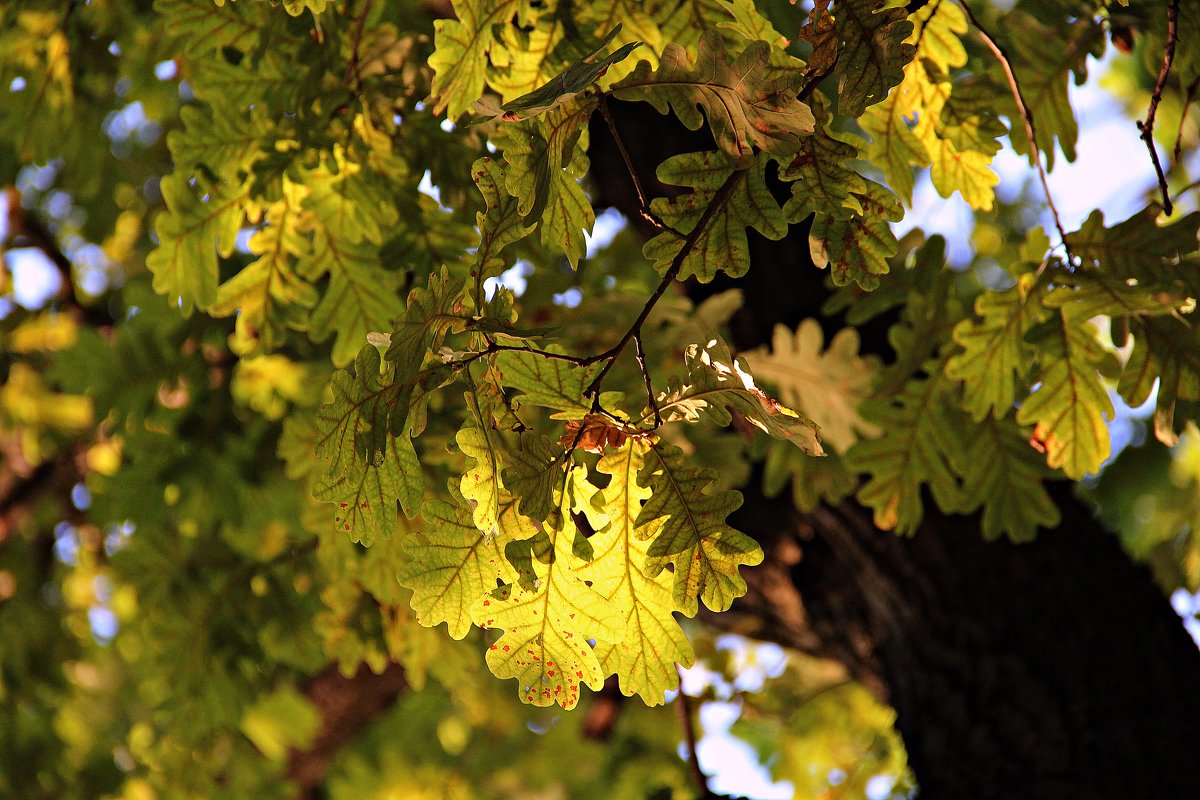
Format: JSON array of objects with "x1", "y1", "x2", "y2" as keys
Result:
[
  {"x1": 613, "y1": 28, "x2": 814, "y2": 164},
  {"x1": 210, "y1": 192, "x2": 317, "y2": 356},
  {"x1": 809, "y1": 180, "x2": 902, "y2": 290},
  {"x1": 957, "y1": 414, "x2": 1060, "y2": 543},
  {"x1": 472, "y1": 26, "x2": 642, "y2": 121},
  {"x1": 146, "y1": 172, "x2": 246, "y2": 315},
  {"x1": 302, "y1": 228, "x2": 404, "y2": 368},
  {"x1": 1015, "y1": 307, "x2": 1113, "y2": 479},
  {"x1": 503, "y1": 434, "x2": 564, "y2": 522},
  {"x1": 637, "y1": 441, "x2": 761, "y2": 615},
  {"x1": 644, "y1": 151, "x2": 788, "y2": 282},
  {"x1": 1066, "y1": 207, "x2": 1200, "y2": 279},
  {"x1": 473, "y1": 467, "x2": 624, "y2": 709},
  {"x1": 495, "y1": 349, "x2": 616, "y2": 420},
  {"x1": 743, "y1": 320, "x2": 880, "y2": 453},
  {"x1": 578, "y1": 438, "x2": 693, "y2": 704},
  {"x1": 846, "y1": 367, "x2": 965, "y2": 536},
  {"x1": 1119, "y1": 317, "x2": 1200, "y2": 447},
  {"x1": 1000, "y1": 13, "x2": 1104, "y2": 168},
  {"x1": 779, "y1": 97, "x2": 867, "y2": 220},
  {"x1": 833, "y1": 0, "x2": 916, "y2": 116},
  {"x1": 386, "y1": 266, "x2": 469, "y2": 382},
  {"x1": 399, "y1": 496, "x2": 518, "y2": 639},
  {"x1": 313, "y1": 345, "x2": 425, "y2": 543},
  {"x1": 945, "y1": 275, "x2": 1048, "y2": 421},
  {"x1": 457, "y1": 394, "x2": 514, "y2": 537},
  {"x1": 494, "y1": 101, "x2": 596, "y2": 266},
  {"x1": 469, "y1": 157, "x2": 534, "y2": 288},
  {"x1": 428, "y1": 0, "x2": 520, "y2": 119}
]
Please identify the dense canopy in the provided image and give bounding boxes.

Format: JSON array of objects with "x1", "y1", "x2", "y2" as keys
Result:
[{"x1": 3, "y1": 0, "x2": 1200, "y2": 798}]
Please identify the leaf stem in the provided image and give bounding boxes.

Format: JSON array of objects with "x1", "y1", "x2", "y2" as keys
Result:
[
  {"x1": 956, "y1": 1, "x2": 1074, "y2": 265},
  {"x1": 1136, "y1": 0, "x2": 1179, "y2": 216}
]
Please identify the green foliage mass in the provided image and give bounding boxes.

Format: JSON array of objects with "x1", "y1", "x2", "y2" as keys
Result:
[{"x1": 1, "y1": 0, "x2": 1198, "y2": 797}]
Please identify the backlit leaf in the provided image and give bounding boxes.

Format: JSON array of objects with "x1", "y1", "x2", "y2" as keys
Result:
[
  {"x1": 833, "y1": 0, "x2": 916, "y2": 116},
  {"x1": 744, "y1": 320, "x2": 880, "y2": 452},
  {"x1": 637, "y1": 441, "x2": 761, "y2": 615},
  {"x1": 644, "y1": 151, "x2": 789, "y2": 282},
  {"x1": 613, "y1": 28, "x2": 814, "y2": 164},
  {"x1": 399, "y1": 497, "x2": 518, "y2": 639},
  {"x1": 945, "y1": 275, "x2": 1047, "y2": 421},
  {"x1": 428, "y1": 0, "x2": 520, "y2": 119},
  {"x1": 578, "y1": 438, "x2": 693, "y2": 704},
  {"x1": 313, "y1": 345, "x2": 425, "y2": 543},
  {"x1": 847, "y1": 368, "x2": 965, "y2": 535},
  {"x1": 146, "y1": 172, "x2": 246, "y2": 314},
  {"x1": 653, "y1": 336, "x2": 823, "y2": 455},
  {"x1": 473, "y1": 468, "x2": 624, "y2": 709},
  {"x1": 1015, "y1": 308, "x2": 1113, "y2": 479},
  {"x1": 809, "y1": 180, "x2": 902, "y2": 290}
]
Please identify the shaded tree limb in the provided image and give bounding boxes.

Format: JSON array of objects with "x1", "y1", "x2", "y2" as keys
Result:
[{"x1": 286, "y1": 661, "x2": 409, "y2": 800}]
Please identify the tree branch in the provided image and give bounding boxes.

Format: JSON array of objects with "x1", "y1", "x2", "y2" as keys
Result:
[
  {"x1": 344, "y1": 0, "x2": 374, "y2": 90},
  {"x1": 1136, "y1": 0, "x2": 1179, "y2": 215},
  {"x1": 598, "y1": 96, "x2": 680, "y2": 235},
  {"x1": 583, "y1": 168, "x2": 743, "y2": 402},
  {"x1": 1176, "y1": 75, "x2": 1199, "y2": 162},
  {"x1": 675, "y1": 673, "x2": 715, "y2": 800},
  {"x1": 956, "y1": 1, "x2": 1075, "y2": 265}
]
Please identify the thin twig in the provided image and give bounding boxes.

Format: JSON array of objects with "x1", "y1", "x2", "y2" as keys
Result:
[
  {"x1": 344, "y1": 0, "x2": 374, "y2": 90},
  {"x1": 583, "y1": 169, "x2": 743, "y2": 402},
  {"x1": 675, "y1": 671, "x2": 713, "y2": 800},
  {"x1": 482, "y1": 337, "x2": 599, "y2": 365},
  {"x1": 633, "y1": 332, "x2": 661, "y2": 427},
  {"x1": 1176, "y1": 75, "x2": 1200, "y2": 162},
  {"x1": 1136, "y1": 0, "x2": 1179, "y2": 216},
  {"x1": 598, "y1": 97, "x2": 681, "y2": 235},
  {"x1": 956, "y1": 1, "x2": 1074, "y2": 266}
]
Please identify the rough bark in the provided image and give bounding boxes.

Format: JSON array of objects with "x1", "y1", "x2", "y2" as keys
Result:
[{"x1": 588, "y1": 99, "x2": 1200, "y2": 799}]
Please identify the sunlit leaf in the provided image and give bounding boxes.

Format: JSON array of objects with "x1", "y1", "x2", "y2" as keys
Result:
[
  {"x1": 399, "y1": 496, "x2": 518, "y2": 639},
  {"x1": 473, "y1": 467, "x2": 624, "y2": 709},
  {"x1": 578, "y1": 438, "x2": 693, "y2": 704}
]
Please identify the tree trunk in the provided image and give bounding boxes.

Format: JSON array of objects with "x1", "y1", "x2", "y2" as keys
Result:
[
  {"x1": 729, "y1": 484, "x2": 1200, "y2": 798},
  {"x1": 589, "y1": 100, "x2": 1200, "y2": 798}
]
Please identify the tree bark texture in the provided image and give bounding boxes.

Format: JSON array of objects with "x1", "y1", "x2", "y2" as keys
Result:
[{"x1": 588, "y1": 100, "x2": 1200, "y2": 799}]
